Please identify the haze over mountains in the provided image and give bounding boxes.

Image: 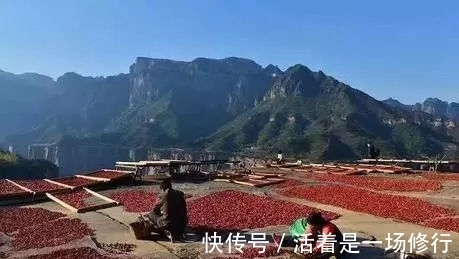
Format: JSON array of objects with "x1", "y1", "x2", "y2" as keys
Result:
[{"x1": 1, "y1": 57, "x2": 458, "y2": 174}]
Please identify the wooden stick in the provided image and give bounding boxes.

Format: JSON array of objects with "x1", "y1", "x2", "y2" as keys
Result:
[
  {"x1": 354, "y1": 167, "x2": 404, "y2": 173},
  {"x1": 6, "y1": 179, "x2": 35, "y2": 194},
  {"x1": 40, "y1": 188, "x2": 74, "y2": 196},
  {"x1": 102, "y1": 174, "x2": 132, "y2": 181},
  {"x1": 292, "y1": 168, "x2": 313, "y2": 173},
  {"x1": 232, "y1": 180, "x2": 259, "y2": 187},
  {"x1": 44, "y1": 179, "x2": 74, "y2": 189},
  {"x1": 310, "y1": 163, "x2": 325, "y2": 167},
  {"x1": 246, "y1": 179, "x2": 281, "y2": 187},
  {"x1": 116, "y1": 161, "x2": 147, "y2": 166},
  {"x1": 77, "y1": 202, "x2": 119, "y2": 213},
  {"x1": 75, "y1": 175, "x2": 111, "y2": 182},
  {"x1": 266, "y1": 177, "x2": 285, "y2": 182},
  {"x1": 245, "y1": 179, "x2": 270, "y2": 184},
  {"x1": 83, "y1": 188, "x2": 119, "y2": 204},
  {"x1": 98, "y1": 170, "x2": 134, "y2": 180},
  {"x1": 338, "y1": 166, "x2": 357, "y2": 170},
  {"x1": 372, "y1": 169, "x2": 404, "y2": 173},
  {"x1": 278, "y1": 167, "x2": 294, "y2": 171},
  {"x1": 100, "y1": 169, "x2": 132, "y2": 174},
  {"x1": 46, "y1": 193, "x2": 78, "y2": 213},
  {"x1": 322, "y1": 164, "x2": 338, "y2": 168},
  {"x1": 253, "y1": 172, "x2": 285, "y2": 177},
  {"x1": 214, "y1": 178, "x2": 232, "y2": 182}
]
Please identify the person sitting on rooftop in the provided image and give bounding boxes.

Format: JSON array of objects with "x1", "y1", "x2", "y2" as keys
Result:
[{"x1": 143, "y1": 179, "x2": 188, "y2": 241}]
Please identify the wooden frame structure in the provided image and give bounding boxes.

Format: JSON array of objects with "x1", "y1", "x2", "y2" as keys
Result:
[
  {"x1": 5, "y1": 179, "x2": 74, "y2": 196},
  {"x1": 43, "y1": 179, "x2": 75, "y2": 189},
  {"x1": 46, "y1": 188, "x2": 120, "y2": 213},
  {"x1": 75, "y1": 169, "x2": 133, "y2": 182},
  {"x1": 5, "y1": 179, "x2": 35, "y2": 194},
  {"x1": 75, "y1": 174, "x2": 112, "y2": 182},
  {"x1": 2, "y1": 168, "x2": 133, "y2": 204},
  {"x1": 0, "y1": 180, "x2": 31, "y2": 200},
  {"x1": 231, "y1": 177, "x2": 285, "y2": 187}
]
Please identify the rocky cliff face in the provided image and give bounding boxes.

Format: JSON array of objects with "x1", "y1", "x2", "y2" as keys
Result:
[
  {"x1": 119, "y1": 57, "x2": 274, "y2": 144},
  {"x1": 427, "y1": 100, "x2": 459, "y2": 121},
  {"x1": 128, "y1": 57, "x2": 273, "y2": 111},
  {"x1": 128, "y1": 57, "x2": 188, "y2": 107},
  {"x1": 384, "y1": 97, "x2": 459, "y2": 122}
]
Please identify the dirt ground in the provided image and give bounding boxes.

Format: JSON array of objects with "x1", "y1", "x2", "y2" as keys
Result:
[{"x1": 4, "y1": 168, "x2": 459, "y2": 259}]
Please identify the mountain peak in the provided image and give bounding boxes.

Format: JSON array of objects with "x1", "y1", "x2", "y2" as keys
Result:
[
  {"x1": 424, "y1": 97, "x2": 447, "y2": 104},
  {"x1": 57, "y1": 72, "x2": 84, "y2": 82},
  {"x1": 222, "y1": 56, "x2": 258, "y2": 64},
  {"x1": 313, "y1": 70, "x2": 327, "y2": 81},
  {"x1": 382, "y1": 98, "x2": 410, "y2": 111},
  {"x1": 383, "y1": 97, "x2": 404, "y2": 105},
  {"x1": 130, "y1": 57, "x2": 187, "y2": 74},
  {"x1": 286, "y1": 64, "x2": 312, "y2": 73},
  {"x1": 189, "y1": 57, "x2": 262, "y2": 74},
  {"x1": 264, "y1": 64, "x2": 331, "y2": 100},
  {"x1": 264, "y1": 64, "x2": 282, "y2": 76},
  {"x1": 383, "y1": 97, "x2": 459, "y2": 121},
  {"x1": 283, "y1": 64, "x2": 316, "y2": 85}
]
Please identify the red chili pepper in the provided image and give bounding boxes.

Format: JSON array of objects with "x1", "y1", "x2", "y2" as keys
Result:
[
  {"x1": 110, "y1": 190, "x2": 192, "y2": 213},
  {"x1": 272, "y1": 179, "x2": 305, "y2": 189},
  {"x1": 187, "y1": 190, "x2": 340, "y2": 231},
  {"x1": 280, "y1": 185, "x2": 456, "y2": 226},
  {"x1": 110, "y1": 190, "x2": 159, "y2": 212},
  {"x1": 55, "y1": 177, "x2": 98, "y2": 187},
  {"x1": 54, "y1": 189, "x2": 92, "y2": 209},
  {"x1": 0, "y1": 180, "x2": 28, "y2": 197},
  {"x1": 15, "y1": 180, "x2": 68, "y2": 192},
  {"x1": 311, "y1": 174, "x2": 441, "y2": 192},
  {"x1": 0, "y1": 208, "x2": 65, "y2": 233},
  {"x1": 423, "y1": 217, "x2": 459, "y2": 233},
  {"x1": 12, "y1": 218, "x2": 94, "y2": 250}
]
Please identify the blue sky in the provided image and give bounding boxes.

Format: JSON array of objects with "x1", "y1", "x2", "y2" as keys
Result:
[{"x1": 0, "y1": 0, "x2": 457, "y2": 104}]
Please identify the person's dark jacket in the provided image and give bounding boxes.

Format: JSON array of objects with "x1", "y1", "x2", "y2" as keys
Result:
[{"x1": 151, "y1": 189, "x2": 188, "y2": 231}]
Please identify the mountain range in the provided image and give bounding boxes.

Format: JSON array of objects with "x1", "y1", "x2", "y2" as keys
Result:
[
  {"x1": 1, "y1": 57, "x2": 458, "y2": 174},
  {"x1": 383, "y1": 98, "x2": 459, "y2": 121}
]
